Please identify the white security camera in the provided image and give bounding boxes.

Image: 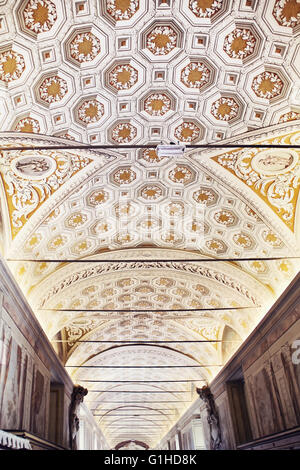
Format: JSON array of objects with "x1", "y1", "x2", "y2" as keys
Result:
[{"x1": 156, "y1": 141, "x2": 186, "y2": 157}]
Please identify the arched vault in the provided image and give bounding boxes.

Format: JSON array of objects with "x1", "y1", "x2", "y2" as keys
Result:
[{"x1": 0, "y1": 123, "x2": 299, "y2": 447}]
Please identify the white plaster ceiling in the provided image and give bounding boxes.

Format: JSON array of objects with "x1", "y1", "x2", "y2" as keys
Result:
[{"x1": 0, "y1": 0, "x2": 300, "y2": 448}]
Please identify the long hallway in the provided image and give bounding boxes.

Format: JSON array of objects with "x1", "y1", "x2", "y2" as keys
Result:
[{"x1": 0, "y1": 0, "x2": 300, "y2": 451}]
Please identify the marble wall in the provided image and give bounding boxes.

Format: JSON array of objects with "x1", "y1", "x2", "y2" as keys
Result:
[
  {"x1": 0, "y1": 287, "x2": 52, "y2": 441},
  {"x1": 158, "y1": 274, "x2": 300, "y2": 450},
  {"x1": 0, "y1": 257, "x2": 107, "y2": 450},
  {"x1": 206, "y1": 273, "x2": 300, "y2": 450}
]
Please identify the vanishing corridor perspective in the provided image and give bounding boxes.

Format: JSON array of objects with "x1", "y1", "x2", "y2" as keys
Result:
[{"x1": 0, "y1": 0, "x2": 300, "y2": 451}]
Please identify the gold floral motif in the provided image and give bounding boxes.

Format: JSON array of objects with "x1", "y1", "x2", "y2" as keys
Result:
[
  {"x1": 193, "y1": 187, "x2": 217, "y2": 205},
  {"x1": 249, "y1": 261, "x2": 267, "y2": 273},
  {"x1": 211, "y1": 97, "x2": 239, "y2": 121},
  {"x1": 214, "y1": 209, "x2": 236, "y2": 226},
  {"x1": 111, "y1": 123, "x2": 137, "y2": 143},
  {"x1": 113, "y1": 167, "x2": 136, "y2": 185},
  {"x1": 72, "y1": 239, "x2": 92, "y2": 254},
  {"x1": 174, "y1": 122, "x2": 201, "y2": 142},
  {"x1": 161, "y1": 231, "x2": 182, "y2": 244},
  {"x1": 173, "y1": 287, "x2": 189, "y2": 297},
  {"x1": 118, "y1": 294, "x2": 133, "y2": 302},
  {"x1": 48, "y1": 235, "x2": 68, "y2": 250},
  {"x1": 0, "y1": 50, "x2": 25, "y2": 82},
  {"x1": 144, "y1": 93, "x2": 171, "y2": 116},
  {"x1": 273, "y1": 0, "x2": 300, "y2": 28},
  {"x1": 109, "y1": 64, "x2": 138, "y2": 90},
  {"x1": 233, "y1": 232, "x2": 254, "y2": 249},
  {"x1": 140, "y1": 185, "x2": 163, "y2": 200},
  {"x1": 277, "y1": 260, "x2": 293, "y2": 273},
  {"x1": 81, "y1": 285, "x2": 98, "y2": 295},
  {"x1": 193, "y1": 284, "x2": 210, "y2": 295},
  {"x1": 78, "y1": 99, "x2": 104, "y2": 124},
  {"x1": 154, "y1": 294, "x2": 170, "y2": 303},
  {"x1": 279, "y1": 111, "x2": 300, "y2": 123},
  {"x1": 166, "y1": 202, "x2": 185, "y2": 216},
  {"x1": 107, "y1": 0, "x2": 139, "y2": 21},
  {"x1": 180, "y1": 62, "x2": 210, "y2": 89},
  {"x1": 168, "y1": 165, "x2": 193, "y2": 184},
  {"x1": 189, "y1": 0, "x2": 223, "y2": 18},
  {"x1": 223, "y1": 28, "x2": 256, "y2": 60},
  {"x1": 24, "y1": 233, "x2": 42, "y2": 251},
  {"x1": 92, "y1": 221, "x2": 110, "y2": 234},
  {"x1": 23, "y1": 0, "x2": 57, "y2": 33},
  {"x1": 262, "y1": 230, "x2": 283, "y2": 247},
  {"x1": 70, "y1": 32, "x2": 101, "y2": 63},
  {"x1": 66, "y1": 212, "x2": 88, "y2": 228},
  {"x1": 135, "y1": 285, "x2": 153, "y2": 294},
  {"x1": 39, "y1": 76, "x2": 68, "y2": 103},
  {"x1": 88, "y1": 189, "x2": 109, "y2": 206},
  {"x1": 140, "y1": 148, "x2": 164, "y2": 163},
  {"x1": 114, "y1": 202, "x2": 135, "y2": 216},
  {"x1": 138, "y1": 218, "x2": 160, "y2": 230},
  {"x1": 15, "y1": 118, "x2": 40, "y2": 133},
  {"x1": 146, "y1": 26, "x2": 177, "y2": 55},
  {"x1": 117, "y1": 232, "x2": 133, "y2": 244},
  {"x1": 252, "y1": 71, "x2": 283, "y2": 99},
  {"x1": 101, "y1": 288, "x2": 115, "y2": 297},
  {"x1": 189, "y1": 299, "x2": 203, "y2": 308},
  {"x1": 189, "y1": 220, "x2": 206, "y2": 233},
  {"x1": 205, "y1": 238, "x2": 227, "y2": 253},
  {"x1": 156, "y1": 277, "x2": 174, "y2": 287},
  {"x1": 117, "y1": 278, "x2": 134, "y2": 287}
]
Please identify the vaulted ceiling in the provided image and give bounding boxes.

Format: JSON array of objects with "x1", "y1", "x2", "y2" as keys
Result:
[{"x1": 0, "y1": 0, "x2": 300, "y2": 449}]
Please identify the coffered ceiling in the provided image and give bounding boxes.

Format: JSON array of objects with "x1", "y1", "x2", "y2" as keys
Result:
[
  {"x1": 0, "y1": 0, "x2": 300, "y2": 449},
  {"x1": 0, "y1": 0, "x2": 299, "y2": 143}
]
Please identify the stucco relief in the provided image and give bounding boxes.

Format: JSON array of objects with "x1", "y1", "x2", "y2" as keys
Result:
[
  {"x1": 0, "y1": 149, "x2": 92, "y2": 237},
  {"x1": 213, "y1": 131, "x2": 300, "y2": 230}
]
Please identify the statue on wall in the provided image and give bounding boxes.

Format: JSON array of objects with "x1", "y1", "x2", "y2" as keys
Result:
[
  {"x1": 69, "y1": 385, "x2": 88, "y2": 450},
  {"x1": 197, "y1": 385, "x2": 222, "y2": 450}
]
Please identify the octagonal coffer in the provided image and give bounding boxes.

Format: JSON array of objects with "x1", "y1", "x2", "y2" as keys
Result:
[
  {"x1": 139, "y1": 19, "x2": 184, "y2": 62},
  {"x1": 16, "y1": 0, "x2": 66, "y2": 40},
  {"x1": 63, "y1": 25, "x2": 109, "y2": 68},
  {"x1": 138, "y1": 89, "x2": 177, "y2": 119},
  {"x1": 104, "y1": 58, "x2": 145, "y2": 95},
  {"x1": 98, "y1": 0, "x2": 149, "y2": 28}
]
